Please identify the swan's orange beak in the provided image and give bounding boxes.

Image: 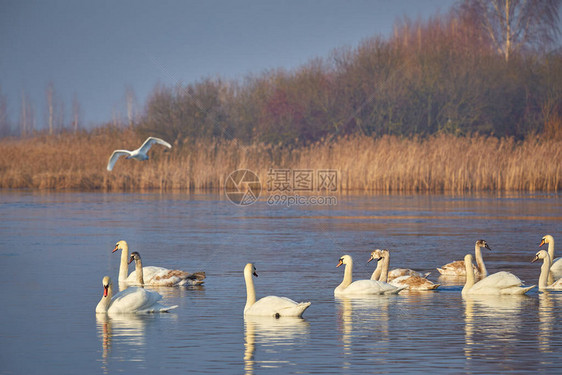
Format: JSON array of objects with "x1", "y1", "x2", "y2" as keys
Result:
[
  {"x1": 539, "y1": 239, "x2": 546, "y2": 247},
  {"x1": 128, "y1": 256, "x2": 134, "y2": 264},
  {"x1": 112, "y1": 244, "x2": 119, "y2": 253},
  {"x1": 337, "y1": 259, "x2": 343, "y2": 267},
  {"x1": 103, "y1": 285, "x2": 109, "y2": 297},
  {"x1": 532, "y1": 256, "x2": 539, "y2": 263},
  {"x1": 367, "y1": 256, "x2": 374, "y2": 263}
]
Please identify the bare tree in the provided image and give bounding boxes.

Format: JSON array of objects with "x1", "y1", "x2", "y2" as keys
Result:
[
  {"x1": 20, "y1": 90, "x2": 28, "y2": 137},
  {"x1": 125, "y1": 85, "x2": 137, "y2": 128},
  {"x1": 19, "y1": 90, "x2": 35, "y2": 137},
  {"x1": 458, "y1": 0, "x2": 561, "y2": 61},
  {"x1": 72, "y1": 93, "x2": 81, "y2": 133},
  {"x1": 0, "y1": 86, "x2": 9, "y2": 137},
  {"x1": 55, "y1": 98, "x2": 65, "y2": 132},
  {"x1": 46, "y1": 82, "x2": 54, "y2": 135}
]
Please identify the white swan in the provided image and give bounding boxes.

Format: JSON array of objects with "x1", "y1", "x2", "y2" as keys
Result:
[
  {"x1": 244, "y1": 263, "x2": 310, "y2": 317},
  {"x1": 461, "y1": 254, "x2": 534, "y2": 295},
  {"x1": 128, "y1": 251, "x2": 205, "y2": 286},
  {"x1": 539, "y1": 235, "x2": 562, "y2": 283},
  {"x1": 95, "y1": 276, "x2": 178, "y2": 313},
  {"x1": 369, "y1": 249, "x2": 439, "y2": 291},
  {"x1": 437, "y1": 239, "x2": 491, "y2": 277},
  {"x1": 113, "y1": 240, "x2": 205, "y2": 286},
  {"x1": 335, "y1": 254, "x2": 404, "y2": 296},
  {"x1": 532, "y1": 250, "x2": 562, "y2": 290},
  {"x1": 106, "y1": 136, "x2": 172, "y2": 171}
]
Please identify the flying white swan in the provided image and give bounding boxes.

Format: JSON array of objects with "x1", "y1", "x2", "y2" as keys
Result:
[
  {"x1": 369, "y1": 249, "x2": 439, "y2": 291},
  {"x1": 95, "y1": 276, "x2": 178, "y2": 314},
  {"x1": 532, "y1": 250, "x2": 562, "y2": 290},
  {"x1": 335, "y1": 254, "x2": 404, "y2": 296},
  {"x1": 113, "y1": 240, "x2": 205, "y2": 286},
  {"x1": 461, "y1": 254, "x2": 534, "y2": 295},
  {"x1": 539, "y1": 235, "x2": 562, "y2": 283},
  {"x1": 128, "y1": 251, "x2": 205, "y2": 286},
  {"x1": 243, "y1": 263, "x2": 311, "y2": 317},
  {"x1": 106, "y1": 137, "x2": 172, "y2": 171},
  {"x1": 437, "y1": 239, "x2": 491, "y2": 277}
]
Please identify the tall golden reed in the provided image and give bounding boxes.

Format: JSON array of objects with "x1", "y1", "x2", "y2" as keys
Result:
[{"x1": 0, "y1": 131, "x2": 559, "y2": 192}]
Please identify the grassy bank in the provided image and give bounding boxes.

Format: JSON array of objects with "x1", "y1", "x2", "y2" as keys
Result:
[{"x1": 0, "y1": 131, "x2": 560, "y2": 192}]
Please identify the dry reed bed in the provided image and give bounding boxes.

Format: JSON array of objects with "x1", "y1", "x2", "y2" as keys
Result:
[{"x1": 0, "y1": 132, "x2": 559, "y2": 192}]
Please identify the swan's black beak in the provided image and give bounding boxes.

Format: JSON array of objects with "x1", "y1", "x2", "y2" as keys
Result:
[
  {"x1": 539, "y1": 239, "x2": 546, "y2": 247},
  {"x1": 485, "y1": 243, "x2": 492, "y2": 251},
  {"x1": 253, "y1": 271, "x2": 258, "y2": 277},
  {"x1": 128, "y1": 256, "x2": 134, "y2": 265}
]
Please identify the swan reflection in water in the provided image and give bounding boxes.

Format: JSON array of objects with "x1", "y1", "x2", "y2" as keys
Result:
[
  {"x1": 538, "y1": 291, "x2": 562, "y2": 353},
  {"x1": 243, "y1": 315, "x2": 310, "y2": 375},
  {"x1": 335, "y1": 295, "x2": 392, "y2": 369},
  {"x1": 463, "y1": 295, "x2": 531, "y2": 364},
  {"x1": 96, "y1": 313, "x2": 154, "y2": 373}
]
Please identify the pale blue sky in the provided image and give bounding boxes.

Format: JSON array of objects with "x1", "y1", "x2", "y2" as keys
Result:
[{"x1": 1, "y1": 0, "x2": 453, "y2": 128}]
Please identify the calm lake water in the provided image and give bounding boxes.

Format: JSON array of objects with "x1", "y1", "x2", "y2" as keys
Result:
[{"x1": 0, "y1": 191, "x2": 561, "y2": 374}]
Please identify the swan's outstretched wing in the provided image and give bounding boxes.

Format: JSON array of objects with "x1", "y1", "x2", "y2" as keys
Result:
[
  {"x1": 138, "y1": 137, "x2": 172, "y2": 155},
  {"x1": 107, "y1": 150, "x2": 132, "y2": 171}
]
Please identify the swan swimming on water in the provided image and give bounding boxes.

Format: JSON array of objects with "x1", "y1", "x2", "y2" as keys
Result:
[
  {"x1": 461, "y1": 254, "x2": 534, "y2": 296},
  {"x1": 335, "y1": 254, "x2": 404, "y2": 296},
  {"x1": 106, "y1": 136, "x2": 172, "y2": 171},
  {"x1": 243, "y1": 263, "x2": 311, "y2": 317},
  {"x1": 128, "y1": 251, "x2": 205, "y2": 286},
  {"x1": 539, "y1": 235, "x2": 562, "y2": 283},
  {"x1": 95, "y1": 276, "x2": 177, "y2": 314},
  {"x1": 437, "y1": 239, "x2": 491, "y2": 277},
  {"x1": 113, "y1": 240, "x2": 205, "y2": 287},
  {"x1": 368, "y1": 249, "x2": 430, "y2": 281},
  {"x1": 532, "y1": 250, "x2": 562, "y2": 290},
  {"x1": 369, "y1": 249, "x2": 439, "y2": 291}
]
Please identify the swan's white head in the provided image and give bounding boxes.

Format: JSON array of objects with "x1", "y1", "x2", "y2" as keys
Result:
[
  {"x1": 101, "y1": 276, "x2": 112, "y2": 297},
  {"x1": 113, "y1": 240, "x2": 128, "y2": 253},
  {"x1": 532, "y1": 249, "x2": 549, "y2": 263},
  {"x1": 368, "y1": 249, "x2": 388, "y2": 263},
  {"x1": 539, "y1": 235, "x2": 554, "y2": 247},
  {"x1": 128, "y1": 251, "x2": 141, "y2": 264},
  {"x1": 244, "y1": 263, "x2": 258, "y2": 278},
  {"x1": 337, "y1": 255, "x2": 352, "y2": 267},
  {"x1": 476, "y1": 240, "x2": 491, "y2": 251}
]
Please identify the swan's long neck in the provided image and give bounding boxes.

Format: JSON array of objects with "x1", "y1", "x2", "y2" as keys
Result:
[
  {"x1": 370, "y1": 261, "x2": 382, "y2": 281},
  {"x1": 338, "y1": 259, "x2": 354, "y2": 290},
  {"x1": 379, "y1": 253, "x2": 390, "y2": 283},
  {"x1": 547, "y1": 238, "x2": 555, "y2": 285},
  {"x1": 118, "y1": 246, "x2": 129, "y2": 282},
  {"x1": 474, "y1": 244, "x2": 487, "y2": 277},
  {"x1": 462, "y1": 256, "x2": 475, "y2": 295},
  {"x1": 547, "y1": 238, "x2": 555, "y2": 262},
  {"x1": 244, "y1": 266, "x2": 256, "y2": 314},
  {"x1": 539, "y1": 253, "x2": 552, "y2": 290},
  {"x1": 96, "y1": 283, "x2": 113, "y2": 313},
  {"x1": 134, "y1": 258, "x2": 144, "y2": 285}
]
